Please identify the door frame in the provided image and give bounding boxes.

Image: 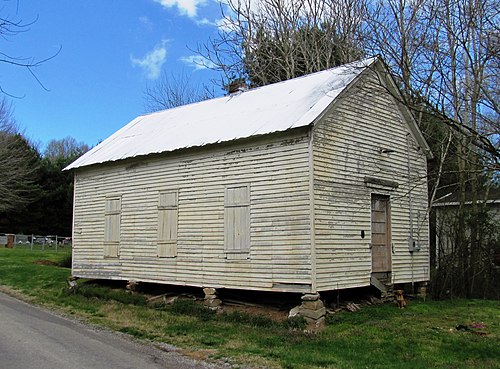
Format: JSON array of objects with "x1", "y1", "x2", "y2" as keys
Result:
[{"x1": 370, "y1": 193, "x2": 392, "y2": 273}]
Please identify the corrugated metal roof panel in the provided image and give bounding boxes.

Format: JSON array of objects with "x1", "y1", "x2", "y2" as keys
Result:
[{"x1": 66, "y1": 58, "x2": 377, "y2": 170}]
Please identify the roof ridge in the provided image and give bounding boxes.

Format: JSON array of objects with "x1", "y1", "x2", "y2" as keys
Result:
[
  {"x1": 140, "y1": 57, "x2": 379, "y2": 118},
  {"x1": 65, "y1": 57, "x2": 377, "y2": 170}
]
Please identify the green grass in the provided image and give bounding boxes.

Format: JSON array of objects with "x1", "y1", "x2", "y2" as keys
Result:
[
  {"x1": 0, "y1": 248, "x2": 71, "y2": 298},
  {"x1": 1, "y1": 248, "x2": 499, "y2": 369}
]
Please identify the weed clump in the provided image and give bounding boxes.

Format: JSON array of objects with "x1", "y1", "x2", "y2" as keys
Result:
[
  {"x1": 224, "y1": 310, "x2": 277, "y2": 328},
  {"x1": 57, "y1": 253, "x2": 72, "y2": 268},
  {"x1": 76, "y1": 284, "x2": 147, "y2": 306},
  {"x1": 119, "y1": 326, "x2": 155, "y2": 339},
  {"x1": 167, "y1": 298, "x2": 216, "y2": 320},
  {"x1": 284, "y1": 316, "x2": 306, "y2": 330},
  {"x1": 164, "y1": 299, "x2": 287, "y2": 329}
]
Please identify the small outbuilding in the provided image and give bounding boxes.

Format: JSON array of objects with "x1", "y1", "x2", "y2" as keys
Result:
[
  {"x1": 66, "y1": 57, "x2": 432, "y2": 308},
  {"x1": 432, "y1": 189, "x2": 500, "y2": 264}
]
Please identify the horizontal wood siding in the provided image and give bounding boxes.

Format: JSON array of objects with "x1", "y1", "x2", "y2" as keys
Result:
[
  {"x1": 72, "y1": 131, "x2": 313, "y2": 292},
  {"x1": 313, "y1": 72, "x2": 430, "y2": 291}
]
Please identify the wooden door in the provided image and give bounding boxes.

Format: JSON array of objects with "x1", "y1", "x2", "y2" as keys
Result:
[{"x1": 371, "y1": 195, "x2": 391, "y2": 273}]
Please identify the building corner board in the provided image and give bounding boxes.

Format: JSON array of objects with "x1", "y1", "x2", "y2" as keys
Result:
[{"x1": 308, "y1": 127, "x2": 317, "y2": 293}]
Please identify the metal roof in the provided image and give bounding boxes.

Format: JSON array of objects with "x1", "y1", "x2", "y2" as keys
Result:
[{"x1": 66, "y1": 58, "x2": 377, "y2": 170}]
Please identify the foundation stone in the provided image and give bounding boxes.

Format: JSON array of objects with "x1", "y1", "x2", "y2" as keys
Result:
[
  {"x1": 417, "y1": 281, "x2": 428, "y2": 300},
  {"x1": 296, "y1": 293, "x2": 326, "y2": 332},
  {"x1": 203, "y1": 287, "x2": 222, "y2": 310},
  {"x1": 126, "y1": 280, "x2": 138, "y2": 292}
]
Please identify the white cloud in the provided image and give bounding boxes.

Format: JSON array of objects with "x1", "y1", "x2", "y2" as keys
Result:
[
  {"x1": 139, "y1": 16, "x2": 154, "y2": 31},
  {"x1": 130, "y1": 40, "x2": 168, "y2": 79},
  {"x1": 153, "y1": 0, "x2": 207, "y2": 18},
  {"x1": 180, "y1": 55, "x2": 216, "y2": 70},
  {"x1": 195, "y1": 17, "x2": 214, "y2": 26}
]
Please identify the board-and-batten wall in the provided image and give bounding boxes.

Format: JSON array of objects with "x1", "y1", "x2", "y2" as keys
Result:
[
  {"x1": 72, "y1": 130, "x2": 314, "y2": 292},
  {"x1": 313, "y1": 72, "x2": 430, "y2": 291}
]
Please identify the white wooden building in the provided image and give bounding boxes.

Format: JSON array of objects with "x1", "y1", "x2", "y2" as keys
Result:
[{"x1": 66, "y1": 57, "x2": 432, "y2": 296}]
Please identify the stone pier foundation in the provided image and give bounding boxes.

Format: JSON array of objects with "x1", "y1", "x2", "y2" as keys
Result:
[
  {"x1": 416, "y1": 281, "x2": 428, "y2": 300},
  {"x1": 67, "y1": 276, "x2": 79, "y2": 292},
  {"x1": 203, "y1": 287, "x2": 222, "y2": 309},
  {"x1": 126, "y1": 280, "x2": 138, "y2": 292},
  {"x1": 298, "y1": 293, "x2": 326, "y2": 332}
]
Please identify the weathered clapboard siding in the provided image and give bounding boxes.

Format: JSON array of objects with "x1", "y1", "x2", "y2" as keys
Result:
[
  {"x1": 72, "y1": 130, "x2": 314, "y2": 292},
  {"x1": 70, "y1": 59, "x2": 431, "y2": 296},
  {"x1": 312, "y1": 72, "x2": 429, "y2": 291}
]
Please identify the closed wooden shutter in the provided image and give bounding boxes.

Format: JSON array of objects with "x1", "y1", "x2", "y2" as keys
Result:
[
  {"x1": 157, "y1": 191, "x2": 178, "y2": 257},
  {"x1": 224, "y1": 185, "x2": 250, "y2": 254},
  {"x1": 104, "y1": 197, "x2": 121, "y2": 258}
]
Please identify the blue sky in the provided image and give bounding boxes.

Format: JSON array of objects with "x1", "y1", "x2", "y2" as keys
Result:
[{"x1": 1, "y1": 0, "x2": 225, "y2": 150}]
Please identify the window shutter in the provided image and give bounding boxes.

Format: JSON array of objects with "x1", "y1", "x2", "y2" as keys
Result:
[
  {"x1": 224, "y1": 185, "x2": 250, "y2": 254},
  {"x1": 158, "y1": 191, "x2": 178, "y2": 258},
  {"x1": 104, "y1": 197, "x2": 121, "y2": 258}
]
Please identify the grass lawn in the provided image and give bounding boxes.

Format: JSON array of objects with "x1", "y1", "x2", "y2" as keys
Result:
[{"x1": 0, "y1": 248, "x2": 499, "y2": 369}]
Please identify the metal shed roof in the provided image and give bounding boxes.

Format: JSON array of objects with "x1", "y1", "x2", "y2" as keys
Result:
[{"x1": 66, "y1": 58, "x2": 377, "y2": 170}]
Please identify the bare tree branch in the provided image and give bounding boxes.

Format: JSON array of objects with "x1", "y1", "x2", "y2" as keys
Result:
[
  {"x1": 197, "y1": 0, "x2": 367, "y2": 88},
  {"x1": 143, "y1": 71, "x2": 215, "y2": 112},
  {"x1": 0, "y1": 2, "x2": 61, "y2": 94}
]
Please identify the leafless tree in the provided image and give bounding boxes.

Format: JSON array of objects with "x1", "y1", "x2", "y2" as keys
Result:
[
  {"x1": 0, "y1": 98, "x2": 39, "y2": 213},
  {"x1": 44, "y1": 136, "x2": 89, "y2": 162},
  {"x1": 198, "y1": 0, "x2": 367, "y2": 87},
  {"x1": 365, "y1": 0, "x2": 499, "y2": 164},
  {"x1": 143, "y1": 72, "x2": 214, "y2": 113},
  {"x1": 364, "y1": 0, "x2": 499, "y2": 298}
]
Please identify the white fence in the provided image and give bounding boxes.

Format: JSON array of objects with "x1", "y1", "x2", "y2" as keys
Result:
[{"x1": 1, "y1": 234, "x2": 72, "y2": 251}]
